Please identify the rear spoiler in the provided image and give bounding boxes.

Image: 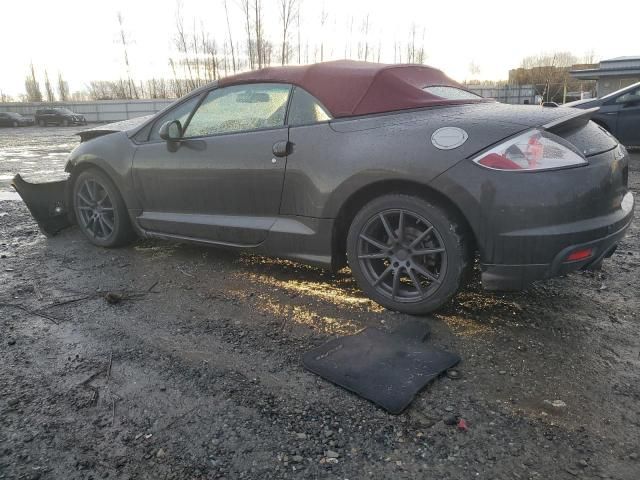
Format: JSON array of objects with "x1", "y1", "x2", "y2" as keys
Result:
[{"x1": 542, "y1": 107, "x2": 600, "y2": 133}]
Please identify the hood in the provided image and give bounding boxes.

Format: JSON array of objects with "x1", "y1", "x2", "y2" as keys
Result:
[{"x1": 77, "y1": 115, "x2": 153, "y2": 142}]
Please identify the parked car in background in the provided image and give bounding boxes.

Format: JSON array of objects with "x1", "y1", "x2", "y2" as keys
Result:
[
  {"x1": 565, "y1": 82, "x2": 640, "y2": 146},
  {"x1": 0, "y1": 112, "x2": 34, "y2": 127},
  {"x1": 13, "y1": 61, "x2": 634, "y2": 314},
  {"x1": 35, "y1": 108, "x2": 86, "y2": 127}
]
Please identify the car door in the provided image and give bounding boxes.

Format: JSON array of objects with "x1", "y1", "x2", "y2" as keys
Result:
[
  {"x1": 132, "y1": 83, "x2": 292, "y2": 246},
  {"x1": 614, "y1": 86, "x2": 640, "y2": 146}
]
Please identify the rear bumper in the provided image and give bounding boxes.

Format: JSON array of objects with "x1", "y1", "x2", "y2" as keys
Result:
[{"x1": 481, "y1": 191, "x2": 634, "y2": 290}]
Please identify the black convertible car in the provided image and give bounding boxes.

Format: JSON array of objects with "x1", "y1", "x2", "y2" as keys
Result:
[{"x1": 13, "y1": 61, "x2": 634, "y2": 314}]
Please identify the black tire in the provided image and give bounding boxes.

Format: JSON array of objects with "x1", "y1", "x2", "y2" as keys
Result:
[
  {"x1": 72, "y1": 168, "x2": 135, "y2": 248},
  {"x1": 62, "y1": 119, "x2": 69, "y2": 127},
  {"x1": 346, "y1": 194, "x2": 471, "y2": 314},
  {"x1": 38, "y1": 120, "x2": 45, "y2": 127},
  {"x1": 12, "y1": 121, "x2": 18, "y2": 127}
]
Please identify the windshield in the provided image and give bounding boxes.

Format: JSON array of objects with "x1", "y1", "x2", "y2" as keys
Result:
[{"x1": 56, "y1": 108, "x2": 75, "y2": 114}]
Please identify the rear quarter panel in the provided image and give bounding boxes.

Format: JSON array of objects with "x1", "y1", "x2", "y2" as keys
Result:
[{"x1": 281, "y1": 105, "x2": 531, "y2": 218}]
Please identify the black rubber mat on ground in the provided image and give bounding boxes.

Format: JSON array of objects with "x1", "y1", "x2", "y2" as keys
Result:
[{"x1": 303, "y1": 320, "x2": 459, "y2": 414}]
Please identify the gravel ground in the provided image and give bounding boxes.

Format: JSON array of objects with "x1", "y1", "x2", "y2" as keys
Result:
[{"x1": 0, "y1": 126, "x2": 639, "y2": 480}]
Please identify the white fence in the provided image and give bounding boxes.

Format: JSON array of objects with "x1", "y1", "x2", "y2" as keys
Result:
[
  {"x1": 466, "y1": 85, "x2": 537, "y2": 105},
  {"x1": 0, "y1": 87, "x2": 538, "y2": 123},
  {"x1": 0, "y1": 99, "x2": 174, "y2": 123}
]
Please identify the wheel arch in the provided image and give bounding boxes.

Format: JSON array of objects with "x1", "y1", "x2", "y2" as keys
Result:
[{"x1": 331, "y1": 179, "x2": 477, "y2": 270}]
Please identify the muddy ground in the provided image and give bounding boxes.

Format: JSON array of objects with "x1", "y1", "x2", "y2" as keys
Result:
[{"x1": 0, "y1": 126, "x2": 639, "y2": 480}]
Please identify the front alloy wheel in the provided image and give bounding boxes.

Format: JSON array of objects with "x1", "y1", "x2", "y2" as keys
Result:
[
  {"x1": 73, "y1": 169, "x2": 134, "y2": 247},
  {"x1": 347, "y1": 194, "x2": 470, "y2": 314}
]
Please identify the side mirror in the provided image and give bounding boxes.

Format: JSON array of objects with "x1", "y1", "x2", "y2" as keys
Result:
[{"x1": 159, "y1": 120, "x2": 183, "y2": 141}]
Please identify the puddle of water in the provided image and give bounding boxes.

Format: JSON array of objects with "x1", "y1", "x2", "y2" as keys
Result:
[{"x1": 0, "y1": 191, "x2": 20, "y2": 201}]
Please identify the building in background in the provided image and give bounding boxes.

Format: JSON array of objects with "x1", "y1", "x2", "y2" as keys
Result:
[{"x1": 570, "y1": 56, "x2": 640, "y2": 97}]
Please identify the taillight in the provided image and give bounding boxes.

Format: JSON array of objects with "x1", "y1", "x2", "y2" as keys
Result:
[
  {"x1": 564, "y1": 247, "x2": 594, "y2": 262},
  {"x1": 473, "y1": 129, "x2": 587, "y2": 171}
]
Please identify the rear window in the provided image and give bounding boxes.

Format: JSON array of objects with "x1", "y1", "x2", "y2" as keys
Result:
[{"x1": 423, "y1": 86, "x2": 481, "y2": 100}]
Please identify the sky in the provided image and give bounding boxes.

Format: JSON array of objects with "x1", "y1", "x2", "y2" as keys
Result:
[{"x1": 1, "y1": 0, "x2": 638, "y2": 98}]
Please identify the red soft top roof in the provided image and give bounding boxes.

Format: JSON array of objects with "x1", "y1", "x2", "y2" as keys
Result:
[{"x1": 218, "y1": 60, "x2": 489, "y2": 118}]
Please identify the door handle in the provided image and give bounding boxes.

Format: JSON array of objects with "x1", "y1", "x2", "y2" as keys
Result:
[{"x1": 272, "y1": 140, "x2": 292, "y2": 158}]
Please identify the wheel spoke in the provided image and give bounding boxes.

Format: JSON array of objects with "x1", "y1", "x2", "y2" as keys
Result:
[
  {"x1": 359, "y1": 233, "x2": 388, "y2": 251},
  {"x1": 358, "y1": 252, "x2": 388, "y2": 260},
  {"x1": 97, "y1": 217, "x2": 106, "y2": 235},
  {"x1": 407, "y1": 267, "x2": 424, "y2": 294},
  {"x1": 409, "y1": 226, "x2": 434, "y2": 248},
  {"x1": 373, "y1": 265, "x2": 393, "y2": 287},
  {"x1": 391, "y1": 268, "x2": 401, "y2": 300},
  {"x1": 411, "y1": 263, "x2": 440, "y2": 283},
  {"x1": 78, "y1": 191, "x2": 92, "y2": 206},
  {"x1": 86, "y1": 181, "x2": 96, "y2": 201},
  {"x1": 411, "y1": 247, "x2": 445, "y2": 256},
  {"x1": 397, "y1": 210, "x2": 405, "y2": 242},
  {"x1": 101, "y1": 215, "x2": 114, "y2": 231},
  {"x1": 85, "y1": 216, "x2": 95, "y2": 233},
  {"x1": 379, "y1": 213, "x2": 396, "y2": 242}
]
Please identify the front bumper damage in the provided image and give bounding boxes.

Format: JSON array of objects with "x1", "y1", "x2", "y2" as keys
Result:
[{"x1": 11, "y1": 174, "x2": 72, "y2": 236}]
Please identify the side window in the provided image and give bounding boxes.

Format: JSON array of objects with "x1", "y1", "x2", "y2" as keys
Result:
[
  {"x1": 184, "y1": 83, "x2": 291, "y2": 138},
  {"x1": 287, "y1": 87, "x2": 332, "y2": 126},
  {"x1": 148, "y1": 94, "x2": 203, "y2": 142}
]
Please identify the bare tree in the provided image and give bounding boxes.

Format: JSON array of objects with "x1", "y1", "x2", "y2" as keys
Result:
[
  {"x1": 254, "y1": 0, "x2": 265, "y2": 68},
  {"x1": 296, "y1": 3, "x2": 302, "y2": 64},
  {"x1": 582, "y1": 49, "x2": 597, "y2": 65},
  {"x1": 24, "y1": 63, "x2": 43, "y2": 102},
  {"x1": 117, "y1": 12, "x2": 138, "y2": 99},
  {"x1": 516, "y1": 52, "x2": 578, "y2": 102},
  {"x1": 469, "y1": 61, "x2": 481, "y2": 78},
  {"x1": 174, "y1": 1, "x2": 196, "y2": 89},
  {"x1": 279, "y1": 0, "x2": 299, "y2": 65},
  {"x1": 319, "y1": 4, "x2": 328, "y2": 62},
  {"x1": 44, "y1": 70, "x2": 55, "y2": 102},
  {"x1": 239, "y1": 0, "x2": 254, "y2": 69},
  {"x1": 169, "y1": 58, "x2": 184, "y2": 97},
  {"x1": 415, "y1": 27, "x2": 426, "y2": 64},
  {"x1": 223, "y1": 0, "x2": 237, "y2": 72},
  {"x1": 57, "y1": 72, "x2": 69, "y2": 101},
  {"x1": 362, "y1": 14, "x2": 370, "y2": 61}
]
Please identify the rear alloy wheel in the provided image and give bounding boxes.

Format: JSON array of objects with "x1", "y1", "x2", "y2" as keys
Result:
[
  {"x1": 347, "y1": 194, "x2": 470, "y2": 314},
  {"x1": 62, "y1": 119, "x2": 69, "y2": 127},
  {"x1": 12, "y1": 121, "x2": 18, "y2": 127},
  {"x1": 73, "y1": 169, "x2": 135, "y2": 247}
]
